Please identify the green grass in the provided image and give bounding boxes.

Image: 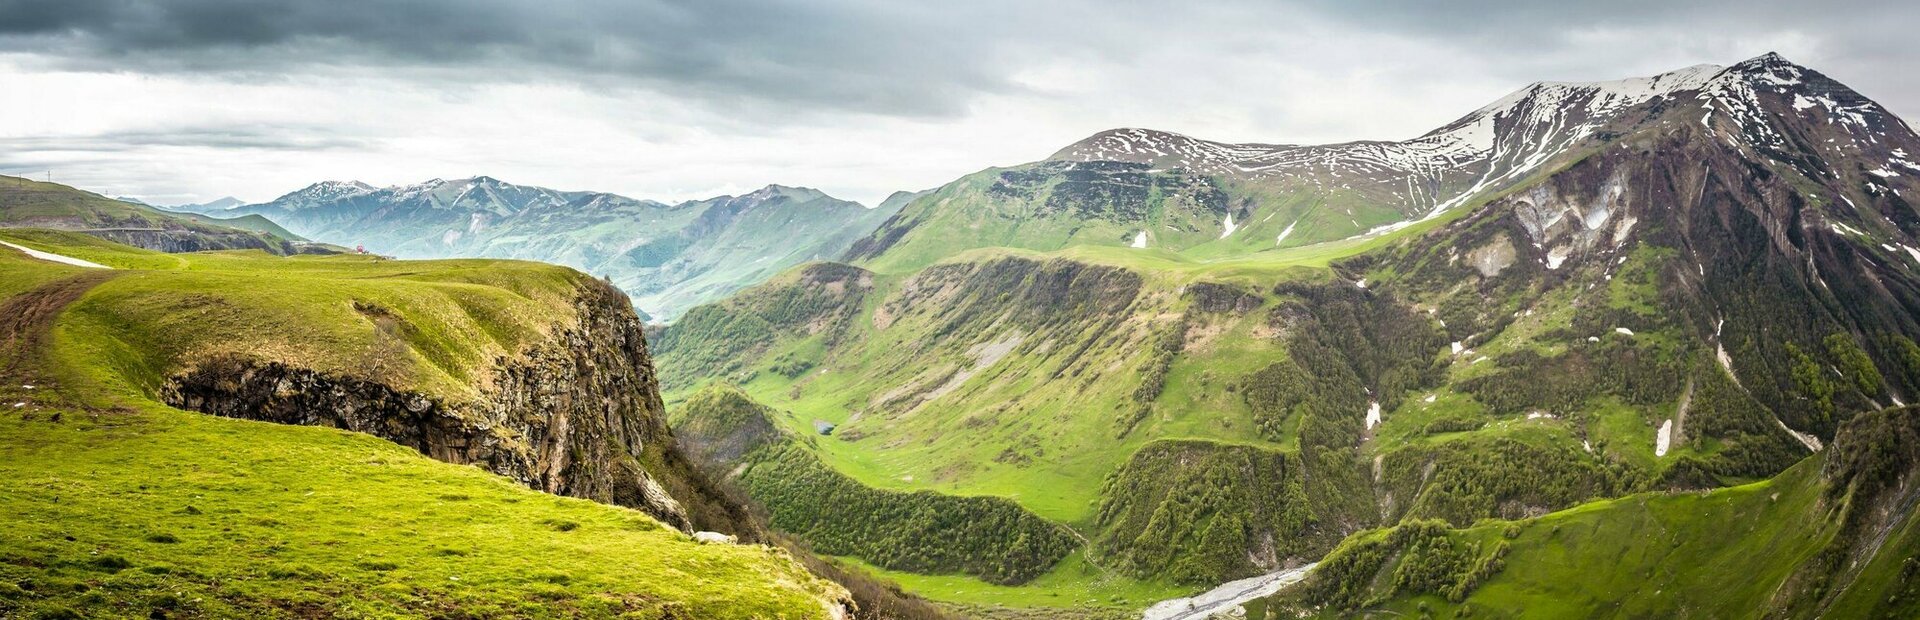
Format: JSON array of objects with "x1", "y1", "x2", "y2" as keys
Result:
[
  {"x1": 20, "y1": 231, "x2": 586, "y2": 402},
  {"x1": 0, "y1": 403, "x2": 843, "y2": 619},
  {"x1": 678, "y1": 261, "x2": 1296, "y2": 526},
  {"x1": 1345, "y1": 459, "x2": 1834, "y2": 618},
  {"x1": 0, "y1": 176, "x2": 295, "y2": 249},
  {"x1": 0, "y1": 229, "x2": 848, "y2": 618}
]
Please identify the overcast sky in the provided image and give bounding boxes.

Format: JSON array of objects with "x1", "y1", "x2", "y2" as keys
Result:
[{"x1": 2, "y1": 0, "x2": 1916, "y2": 207}]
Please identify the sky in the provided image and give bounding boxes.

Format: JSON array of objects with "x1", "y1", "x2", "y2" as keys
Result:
[{"x1": 1, "y1": 0, "x2": 1916, "y2": 207}]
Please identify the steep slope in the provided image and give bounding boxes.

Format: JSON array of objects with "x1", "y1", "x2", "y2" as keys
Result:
[
  {"x1": 227, "y1": 177, "x2": 902, "y2": 320},
  {"x1": 842, "y1": 62, "x2": 1815, "y2": 273},
  {"x1": 672, "y1": 385, "x2": 1078, "y2": 586},
  {"x1": 1265, "y1": 406, "x2": 1920, "y2": 619},
  {"x1": 656, "y1": 53, "x2": 1920, "y2": 611},
  {"x1": 0, "y1": 176, "x2": 320, "y2": 255},
  {"x1": 0, "y1": 230, "x2": 848, "y2": 618}
]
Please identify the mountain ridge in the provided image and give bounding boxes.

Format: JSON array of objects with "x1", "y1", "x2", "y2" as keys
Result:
[
  {"x1": 656, "y1": 51, "x2": 1920, "y2": 613},
  {"x1": 848, "y1": 52, "x2": 1902, "y2": 276},
  {"x1": 219, "y1": 176, "x2": 900, "y2": 319}
]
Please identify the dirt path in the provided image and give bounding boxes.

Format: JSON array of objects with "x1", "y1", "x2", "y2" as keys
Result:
[{"x1": 0, "y1": 271, "x2": 122, "y2": 401}]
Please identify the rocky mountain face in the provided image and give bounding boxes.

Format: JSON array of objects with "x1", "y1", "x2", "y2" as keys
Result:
[
  {"x1": 846, "y1": 54, "x2": 1920, "y2": 273},
  {"x1": 223, "y1": 177, "x2": 903, "y2": 320},
  {"x1": 658, "y1": 53, "x2": 1920, "y2": 605},
  {"x1": 161, "y1": 277, "x2": 760, "y2": 537}
]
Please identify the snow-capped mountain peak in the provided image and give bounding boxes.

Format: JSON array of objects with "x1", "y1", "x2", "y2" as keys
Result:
[{"x1": 1049, "y1": 55, "x2": 1860, "y2": 225}]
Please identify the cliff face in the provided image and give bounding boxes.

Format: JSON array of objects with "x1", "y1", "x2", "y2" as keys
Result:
[
  {"x1": 161, "y1": 278, "x2": 757, "y2": 537},
  {"x1": 81, "y1": 229, "x2": 305, "y2": 255}
]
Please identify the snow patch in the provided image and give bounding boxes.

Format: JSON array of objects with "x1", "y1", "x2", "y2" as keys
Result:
[
  {"x1": 1451, "y1": 341, "x2": 1464, "y2": 355},
  {"x1": 1275, "y1": 219, "x2": 1299, "y2": 245},
  {"x1": 0, "y1": 240, "x2": 110, "y2": 269},
  {"x1": 1655, "y1": 419, "x2": 1674, "y2": 457},
  {"x1": 1131, "y1": 231, "x2": 1148, "y2": 249},
  {"x1": 1365, "y1": 401, "x2": 1382, "y2": 431},
  {"x1": 1545, "y1": 247, "x2": 1572, "y2": 270},
  {"x1": 1615, "y1": 327, "x2": 1635, "y2": 336},
  {"x1": 1220, "y1": 213, "x2": 1238, "y2": 238}
]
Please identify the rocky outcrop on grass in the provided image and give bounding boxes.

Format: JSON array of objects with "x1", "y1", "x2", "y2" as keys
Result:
[{"x1": 161, "y1": 278, "x2": 755, "y2": 537}]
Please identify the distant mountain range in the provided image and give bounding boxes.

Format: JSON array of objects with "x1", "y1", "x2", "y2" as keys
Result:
[
  {"x1": 155, "y1": 196, "x2": 247, "y2": 215},
  {"x1": 197, "y1": 177, "x2": 909, "y2": 320}
]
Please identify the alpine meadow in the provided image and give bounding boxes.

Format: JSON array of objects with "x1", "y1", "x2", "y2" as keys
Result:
[{"x1": 4, "y1": 2, "x2": 1920, "y2": 619}]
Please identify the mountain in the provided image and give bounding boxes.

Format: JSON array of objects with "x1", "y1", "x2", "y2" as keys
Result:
[
  {"x1": 155, "y1": 195, "x2": 247, "y2": 215},
  {"x1": 842, "y1": 56, "x2": 1908, "y2": 273},
  {"x1": 1, "y1": 175, "x2": 322, "y2": 254},
  {"x1": 1266, "y1": 405, "x2": 1920, "y2": 618},
  {"x1": 229, "y1": 177, "x2": 903, "y2": 320},
  {"x1": 656, "y1": 53, "x2": 1920, "y2": 616},
  {"x1": 0, "y1": 229, "x2": 852, "y2": 617}
]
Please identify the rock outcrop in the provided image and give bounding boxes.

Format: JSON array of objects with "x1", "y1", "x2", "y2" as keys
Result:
[
  {"x1": 81, "y1": 228, "x2": 319, "y2": 255},
  {"x1": 161, "y1": 278, "x2": 756, "y2": 537}
]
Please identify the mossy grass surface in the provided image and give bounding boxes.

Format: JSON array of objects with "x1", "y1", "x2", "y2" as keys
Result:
[
  {"x1": 0, "y1": 229, "x2": 847, "y2": 618},
  {"x1": 0, "y1": 403, "x2": 843, "y2": 619},
  {"x1": 5, "y1": 228, "x2": 587, "y2": 403}
]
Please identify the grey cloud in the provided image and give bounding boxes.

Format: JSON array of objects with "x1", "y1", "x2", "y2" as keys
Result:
[
  {"x1": 0, "y1": 126, "x2": 374, "y2": 152},
  {"x1": 5, "y1": 1, "x2": 1916, "y2": 121},
  {"x1": 0, "y1": 0, "x2": 1040, "y2": 118}
]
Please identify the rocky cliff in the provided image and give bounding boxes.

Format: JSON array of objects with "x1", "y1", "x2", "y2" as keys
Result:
[
  {"x1": 82, "y1": 228, "x2": 321, "y2": 255},
  {"x1": 161, "y1": 278, "x2": 758, "y2": 537}
]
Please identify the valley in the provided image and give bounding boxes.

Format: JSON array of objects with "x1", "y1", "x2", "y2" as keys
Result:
[
  {"x1": 649, "y1": 53, "x2": 1920, "y2": 617},
  {"x1": 5, "y1": 42, "x2": 1920, "y2": 620}
]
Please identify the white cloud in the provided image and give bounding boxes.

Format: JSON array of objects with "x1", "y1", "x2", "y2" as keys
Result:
[{"x1": 0, "y1": 2, "x2": 1912, "y2": 207}]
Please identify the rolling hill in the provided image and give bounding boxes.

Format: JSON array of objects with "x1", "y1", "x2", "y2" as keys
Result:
[{"x1": 0, "y1": 175, "x2": 323, "y2": 255}]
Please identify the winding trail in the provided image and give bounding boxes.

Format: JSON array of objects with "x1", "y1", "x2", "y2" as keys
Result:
[
  {"x1": 1141, "y1": 563, "x2": 1317, "y2": 620},
  {"x1": 0, "y1": 272, "x2": 122, "y2": 400}
]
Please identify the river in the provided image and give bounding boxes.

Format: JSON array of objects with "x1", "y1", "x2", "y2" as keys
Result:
[{"x1": 1140, "y1": 562, "x2": 1317, "y2": 620}]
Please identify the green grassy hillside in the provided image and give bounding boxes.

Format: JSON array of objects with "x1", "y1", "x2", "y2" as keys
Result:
[
  {"x1": 654, "y1": 59, "x2": 1920, "y2": 614},
  {"x1": 0, "y1": 176, "x2": 312, "y2": 254},
  {"x1": 844, "y1": 160, "x2": 1440, "y2": 277},
  {"x1": 1266, "y1": 406, "x2": 1920, "y2": 619},
  {"x1": 674, "y1": 386, "x2": 1079, "y2": 585},
  {"x1": 0, "y1": 230, "x2": 848, "y2": 618}
]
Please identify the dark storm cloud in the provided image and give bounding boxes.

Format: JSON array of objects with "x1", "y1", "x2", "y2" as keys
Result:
[
  {"x1": 0, "y1": 0, "x2": 1915, "y2": 119},
  {"x1": 0, "y1": 0, "x2": 1038, "y2": 117}
]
